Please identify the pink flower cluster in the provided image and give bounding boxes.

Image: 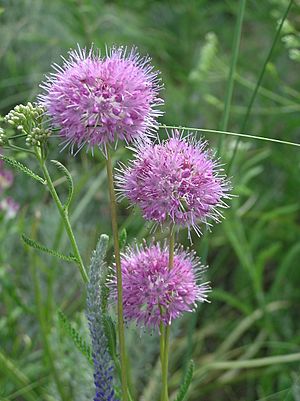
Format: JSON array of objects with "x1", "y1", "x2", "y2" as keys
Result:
[
  {"x1": 39, "y1": 46, "x2": 163, "y2": 152},
  {"x1": 114, "y1": 130, "x2": 231, "y2": 328},
  {"x1": 39, "y1": 45, "x2": 232, "y2": 331},
  {"x1": 110, "y1": 243, "x2": 210, "y2": 329}
]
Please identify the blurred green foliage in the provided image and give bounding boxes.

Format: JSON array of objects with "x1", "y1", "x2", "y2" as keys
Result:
[{"x1": 0, "y1": 0, "x2": 300, "y2": 400}]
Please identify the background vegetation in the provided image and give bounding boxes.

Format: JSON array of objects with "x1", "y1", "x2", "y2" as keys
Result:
[{"x1": 1, "y1": 0, "x2": 300, "y2": 400}]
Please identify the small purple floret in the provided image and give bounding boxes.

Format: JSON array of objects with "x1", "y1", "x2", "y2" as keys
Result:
[
  {"x1": 117, "y1": 130, "x2": 231, "y2": 235},
  {"x1": 110, "y1": 243, "x2": 210, "y2": 329},
  {"x1": 39, "y1": 45, "x2": 163, "y2": 152}
]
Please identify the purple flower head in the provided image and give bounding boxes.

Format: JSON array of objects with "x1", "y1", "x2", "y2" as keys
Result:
[
  {"x1": 117, "y1": 130, "x2": 231, "y2": 235},
  {"x1": 39, "y1": 45, "x2": 163, "y2": 153},
  {"x1": 109, "y1": 242, "x2": 210, "y2": 329}
]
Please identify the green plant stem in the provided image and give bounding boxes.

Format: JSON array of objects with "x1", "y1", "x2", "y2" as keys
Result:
[
  {"x1": 161, "y1": 325, "x2": 170, "y2": 401},
  {"x1": 228, "y1": 0, "x2": 293, "y2": 170},
  {"x1": 7, "y1": 143, "x2": 35, "y2": 154},
  {"x1": 160, "y1": 323, "x2": 165, "y2": 366},
  {"x1": 161, "y1": 225, "x2": 175, "y2": 401},
  {"x1": 35, "y1": 149, "x2": 89, "y2": 283},
  {"x1": 105, "y1": 147, "x2": 128, "y2": 401},
  {"x1": 47, "y1": 220, "x2": 65, "y2": 320},
  {"x1": 29, "y1": 218, "x2": 69, "y2": 401},
  {"x1": 218, "y1": 0, "x2": 246, "y2": 155}
]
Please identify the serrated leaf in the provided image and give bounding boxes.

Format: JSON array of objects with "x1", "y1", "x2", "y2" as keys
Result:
[
  {"x1": 51, "y1": 160, "x2": 74, "y2": 210},
  {"x1": 174, "y1": 360, "x2": 194, "y2": 401},
  {"x1": 22, "y1": 233, "x2": 78, "y2": 263},
  {"x1": 0, "y1": 155, "x2": 45, "y2": 184},
  {"x1": 58, "y1": 310, "x2": 93, "y2": 365}
]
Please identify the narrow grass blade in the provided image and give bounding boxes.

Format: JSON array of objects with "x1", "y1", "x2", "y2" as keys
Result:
[
  {"x1": 208, "y1": 352, "x2": 300, "y2": 370},
  {"x1": 0, "y1": 349, "x2": 39, "y2": 401},
  {"x1": 229, "y1": 0, "x2": 294, "y2": 169},
  {"x1": 218, "y1": 0, "x2": 246, "y2": 155},
  {"x1": 159, "y1": 125, "x2": 300, "y2": 148}
]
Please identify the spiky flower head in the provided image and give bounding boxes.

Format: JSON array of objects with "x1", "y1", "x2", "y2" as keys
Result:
[
  {"x1": 117, "y1": 130, "x2": 231, "y2": 235},
  {"x1": 109, "y1": 242, "x2": 210, "y2": 329},
  {"x1": 39, "y1": 45, "x2": 163, "y2": 153}
]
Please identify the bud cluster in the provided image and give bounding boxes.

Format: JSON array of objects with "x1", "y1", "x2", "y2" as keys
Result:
[
  {"x1": 3, "y1": 103, "x2": 50, "y2": 147},
  {"x1": 0, "y1": 128, "x2": 7, "y2": 146},
  {"x1": 25, "y1": 127, "x2": 51, "y2": 147}
]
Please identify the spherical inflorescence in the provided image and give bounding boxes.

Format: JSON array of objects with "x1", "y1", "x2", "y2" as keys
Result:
[
  {"x1": 39, "y1": 45, "x2": 164, "y2": 152},
  {"x1": 109, "y1": 242, "x2": 210, "y2": 329},
  {"x1": 117, "y1": 130, "x2": 231, "y2": 235}
]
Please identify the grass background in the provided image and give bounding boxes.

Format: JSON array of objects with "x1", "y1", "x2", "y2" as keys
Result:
[{"x1": 1, "y1": 0, "x2": 300, "y2": 400}]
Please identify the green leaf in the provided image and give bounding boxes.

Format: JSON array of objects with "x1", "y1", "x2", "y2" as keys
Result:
[
  {"x1": 58, "y1": 310, "x2": 93, "y2": 365},
  {"x1": 22, "y1": 233, "x2": 78, "y2": 263},
  {"x1": 270, "y1": 243, "x2": 300, "y2": 297},
  {"x1": 50, "y1": 160, "x2": 74, "y2": 210},
  {"x1": 90, "y1": 235, "x2": 110, "y2": 313},
  {"x1": 100, "y1": 278, "x2": 110, "y2": 314},
  {"x1": 119, "y1": 228, "x2": 127, "y2": 250},
  {"x1": 0, "y1": 155, "x2": 45, "y2": 184},
  {"x1": 174, "y1": 360, "x2": 194, "y2": 401},
  {"x1": 102, "y1": 315, "x2": 117, "y2": 360}
]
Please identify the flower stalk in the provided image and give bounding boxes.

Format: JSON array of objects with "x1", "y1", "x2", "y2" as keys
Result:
[
  {"x1": 105, "y1": 147, "x2": 128, "y2": 401},
  {"x1": 161, "y1": 224, "x2": 175, "y2": 401},
  {"x1": 35, "y1": 148, "x2": 89, "y2": 283}
]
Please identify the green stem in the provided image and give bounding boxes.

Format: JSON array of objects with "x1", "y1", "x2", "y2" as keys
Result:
[
  {"x1": 29, "y1": 219, "x2": 69, "y2": 401},
  {"x1": 105, "y1": 147, "x2": 128, "y2": 401},
  {"x1": 35, "y1": 149, "x2": 89, "y2": 283},
  {"x1": 7, "y1": 143, "x2": 35, "y2": 154},
  {"x1": 161, "y1": 325, "x2": 171, "y2": 401},
  {"x1": 161, "y1": 225, "x2": 175, "y2": 401},
  {"x1": 8, "y1": 133, "x2": 27, "y2": 140},
  {"x1": 228, "y1": 0, "x2": 293, "y2": 171},
  {"x1": 218, "y1": 0, "x2": 246, "y2": 156},
  {"x1": 168, "y1": 225, "x2": 175, "y2": 270},
  {"x1": 47, "y1": 220, "x2": 65, "y2": 320},
  {"x1": 160, "y1": 322, "x2": 165, "y2": 366}
]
